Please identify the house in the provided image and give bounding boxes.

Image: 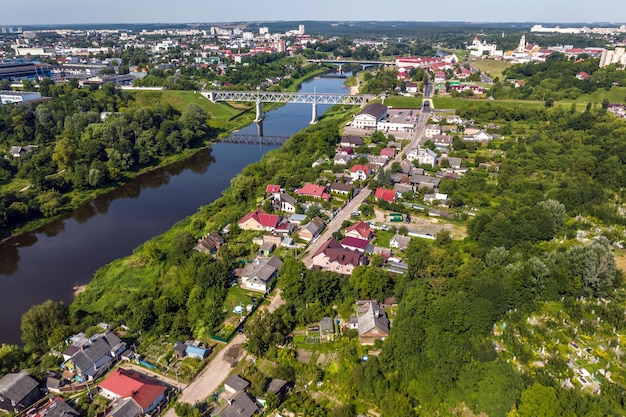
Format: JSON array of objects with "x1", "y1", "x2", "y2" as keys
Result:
[
  {"x1": 259, "y1": 241, "x2": 275, "y2": 256},
  {"x1": 341, "y1": 236, "x2": 373, "y2": 253},
  {"x1": 63, "y1": 332, "x2": 127, "y2": 382},
  {"x1": 350, "y1": 164, "x2": 371, "y2": 181},
  {"x1": 576, "y1": 71, "x2": 590, "y2": 80},
  {"x1": 379, "y1": 147, "x2": 395, "y2": 158},
  {"x1": 265, "y1": 379, "x2": 289, "y2": 398},
  {"x1": 320, "y1": 317, "x2": 335, "y2": 342},
  {"x1": 330, "y1": 181, "x2": 355, "y2": 196},
  {"x1": 275, "y1": 193, "x2": 297, "y2": 213},
  {"x1": 219, "y1": 391, "x2": 258, "y2": 417},
  {"x1": 367, "y1": 155, "x2": 388, "y2": 167},
  {"x1": 289, "y1": 214, "x2": 307, "y2": 225},
  {"x1": 36, "y1": 398, "x2": 80, "y2": 417},
  {"x1": 374, "y1": 188, "x2": 397, "y2": 203},
  {"x1": 185, "y1": 345, "x2": 210, "y2": 360},
  {"x1": 333, "y1": 153, "x2": 353, "y2": 165},
  {"x1": 340, "y1": 136, "x2": 364, "y2": 148},
  {"x1": 265, "y1": 184, "x2": 281, "y2": 196},
  {"x1": 405, "y1": 81, "x2": 418, "y2": 94},
  {"x1": 295, "y1": 183, "x2": 330, "y2": 200},
  {"x1": 356, "y1": 300, "x2": 390, "y2": 345},
  {"x1": 311, "y1": 238, "x2": 365, "y2": 275},
  {"x1": 224, "y1": 375, "x2": 250, "y2": 394},
  {"x1": 394, "y1": 183, "x2": 413, "y2": 197},
  {"x1": 174, "y1": 342, "x2": 187, "y2": 358},
  {"x1": 424, "y1": 193, "x2": 448, "y2": 204},
  {"x1": 352, "y1": 103, "x2": 387, "y2": 130},
  {"x1": 98, "y1": 369, "x2": 168, "y2": 415},
  {"x1": 410, "y1": 174, "x2": 441, "y2": 190},
  {"x1": 431, "y1": 134, "x2": 453, "y2": 150},
  {"x1": 410, "y1": 148, "x2": 436, "y2": 167},
  {"x1": 442, "y1": 157, "x2": 462, "y2": 169},
  {"x1": 107, "y1": 398, "x2": 143, "y2": 417},
  {"x1": 8, "y1": 145, "x2": 37, "y2": 158},
  {"x1": 425, "y1": 124, "x2": 442, "y2": 138},
  {"x1": 298, "y1": 217, "x2": 325, "y2": 241},
  {"x1": 446, "y1": 115, "x2": 463, "y2": 124},
  {"x1": 193, "y1": 232, "x2": 224, "y2": 255},
  {"x1": 390, "y1": 234, "x2": 411, "y2": 250},
  {"x1": 345, "y1": 221, "x2": 374, "y2": 241},
  {"x1": 239, "y1": 256, "x2": 283, "y2": 293},
  {"x1": 238, "y1": 209, "x2": 280, "y2": 231},
  {"x1": 434, "y1": 71, "x2": 446, "y2": 83},
  {"x1": 0, "y1": 372, "x2": 42, "y2": 413},
  {"x1": 274, "y1": 220, "x2": 295, "y2": 236},
  {"x1": 463, "y1": 131, "x2": 493, "y2": 142}
]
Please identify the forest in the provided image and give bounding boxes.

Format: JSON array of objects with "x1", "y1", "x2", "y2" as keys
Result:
[{"x1": 0, "y1": 81, "x2": 217, "y2": 237}]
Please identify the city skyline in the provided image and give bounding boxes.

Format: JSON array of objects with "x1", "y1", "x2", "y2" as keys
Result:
[{"x1": 1, "y1": 0, "x2": 625, "y2": 26}]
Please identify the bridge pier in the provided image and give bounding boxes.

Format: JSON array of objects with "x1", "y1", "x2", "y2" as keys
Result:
[
  {"x1": 310, "y1": 102, "x2": 317, "y2": 124},
  {"x1": 254, "y1": 100, "x2": 263, "y2": 122},
  {"x1": 256, "y1": 119, "x2": 264, "y2": 137}
]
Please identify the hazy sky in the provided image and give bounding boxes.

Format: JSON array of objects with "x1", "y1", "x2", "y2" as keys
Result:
[{"x1": 0, "y1": 0, "x2": 623, "y2": 26}]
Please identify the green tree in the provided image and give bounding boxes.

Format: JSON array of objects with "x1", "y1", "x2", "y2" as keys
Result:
[
  {"x1": 21, "y1": 300, "x2": 70, "y2": 351},
  {"x1": 517, "y1": 383, "x2": 559, "y2": 417},
  {"x1": 0, "y1": 344, "x2": 25, "y2": 375}
]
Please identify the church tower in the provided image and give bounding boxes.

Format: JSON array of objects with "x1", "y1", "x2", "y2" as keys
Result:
[{"x1": 517, "y1": 34, "x2": 526, "y2": 53}]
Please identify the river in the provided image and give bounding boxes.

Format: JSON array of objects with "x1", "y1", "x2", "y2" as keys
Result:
[{"x1": 0, "y1": 73, "x2": 349, "y2": 344}]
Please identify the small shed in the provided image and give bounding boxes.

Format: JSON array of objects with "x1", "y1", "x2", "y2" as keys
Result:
[
  {"x1": 174, "y1": 342, "x2": 187, "y2": 359},
  {"x1": 224, "y1": 375, "x2": 250, "y2": 394},
  {"x1": 185, "y1": 345, "x2": 209, "y2": 360}
]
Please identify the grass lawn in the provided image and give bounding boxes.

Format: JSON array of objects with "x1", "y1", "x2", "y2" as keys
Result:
[
  {"x1": 571, "y1": 86, "x2": 626, "y2": 105},
  {"x1": 470, "y1": 59, "x2": 512, "y2": 80},
  {"x1": 133, "y1": 90, "x2": 245, "y2": 121},
  {"x1": 433, "y1": 97, "x2": 546, "y2": 112},
  {"x1": 383, "y1": 96, "x2": 424, "y2": 109},
  {"x1": 372, "y1": 230, "x2": 395, "y2": 247},
  {"x1": 0, "y1": 178, "x2": 30, "y2": 193}
]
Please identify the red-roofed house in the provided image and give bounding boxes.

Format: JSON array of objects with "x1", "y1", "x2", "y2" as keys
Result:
[
  {"x1": 379, "y1": 147, "x2": 395, "y2": 158},
  {"x1": 374, "y1": 188, "x2": 397, "y2": 203},
  {"x1": 576, "y1": 71, "x2": 590, "y2": 80},
  {"x1": 98, "y1": 369, "x2": 168, "y2": 414},
  {"x1": 350, "y1": 164, "x2": 371, "y2": 181},
  {"x1": 295, "y1": 183, "x2": 330, "y2": 200},
  {"x1": 239, "y1": 209, "x2": 280, "y2": 231},
  {"x1": 311, "y1": 238, "x2": 365, "y2": 275},
  {"x1": 434, "y1": 71, "x2": 446, "y2": 84},
  {"x1": 341, "y1": 236, "x2": 373, "y2": 253},
  {"x1": 345, "y1": 221, "x2": 374, "y2": 241},
  {"x1": 266, "y1": 184, "x2": 281, "y2": 194}
]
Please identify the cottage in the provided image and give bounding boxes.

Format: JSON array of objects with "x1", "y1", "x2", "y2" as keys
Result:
[
  {"x1": 389, "y1": 234, "x2": 411, "y2": 250},
  {"x1": 219, "y1": 392, "x2": 258, "y2": 417},
  {"x1": 340, "y1": 136, "x2": 364, "y2": 148},
  {"x1": 356, "y1": 300, "x2": 390, "y2": 345},
  {"x1": 193, "y1": 232, "x2": 224, "y2": 255},
  {"x1": 424, "y1": 124, "x2": 442, "y2": 138},
  {"x1": 379, "y1": 147, "x2": 395, "y2": 158},
  {"x1": 36, "y1": 398, "x2": 80, "y2": 417},
  {"x1": 238, "y1": 209, "x2": 280, "y2": 231},
  {"x1": 240, "y1": 256, "x2": 283, "y2": 293},
  {"x1": 275, "y1": 193, "x2": 298, "y2": 213},
  {"x1": 99, "y1": 369, "x2": 168, "y2": 415},
  {"x1": 330, "y1": 182, "x2": 355, "y2": 196},
  {"x1": 0, "y1": 372, "x2": 42, "y2": 413},
  {"x1": 345, "y1": 221, "x2": 374, "y2": 241},
  {"x1": 298, "y1": 217, "x2": 325, "y2": 242},
  {"x1": 374, "y1": 188, "x2": 397, "y2": 203},
  {"x1": 350, "y1": 164, "x2": 371, "y2": 182},
  {"x1": 63, "y1": 332, "x2": 126, "y2": 382},
  {"x1": 295, "y1": 183, "x2": 330, "y2": 200},
  {"x1": 8, "y1": 145, "x2": 37, "y2": 158},
  {"x1": 431, "y1": 134, "x2": 453, "y2": 150},
  {"x1": 107, "y1": 398, "x2": 143, "y2": 417}
]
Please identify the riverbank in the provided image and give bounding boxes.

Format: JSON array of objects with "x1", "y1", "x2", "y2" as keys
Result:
[{"x1": 0, "y1": 69, "x2": 329, "y2": 242}]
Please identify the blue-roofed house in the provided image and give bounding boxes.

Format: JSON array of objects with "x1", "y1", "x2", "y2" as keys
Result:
[{"x1": 185, "y1": 345, "x2": 209, "y2": 360}]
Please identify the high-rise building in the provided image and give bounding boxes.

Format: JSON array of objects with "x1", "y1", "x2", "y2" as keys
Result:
[
  {"x1": 299, "y1": 24, "x2": 305, "y2": 35},
  {"x1": 600, "y1": 47, "x2": 626, "y2": 68}
]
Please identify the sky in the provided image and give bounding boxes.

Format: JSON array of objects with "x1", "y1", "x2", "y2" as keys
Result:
[{"x1": 0, "y1": 0, "x2": 623, "y2": 26}]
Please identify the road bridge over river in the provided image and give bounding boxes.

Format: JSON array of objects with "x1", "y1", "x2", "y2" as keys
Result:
[{"x1": 202, "y1": 90, "x2": 375, "y2": 124}]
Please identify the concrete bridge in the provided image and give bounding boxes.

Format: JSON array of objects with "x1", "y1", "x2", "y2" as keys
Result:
[
  {"x1": 306, "y1": 58, "x2": 391, "y2": 73},
  {"x1": 202, "y1": 90, "x2": 374, "y2": 124}
]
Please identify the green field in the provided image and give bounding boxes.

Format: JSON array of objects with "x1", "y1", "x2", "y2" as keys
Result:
[
  {"x1": 383, "y1": 96, "x2": 424, "y2": 108},
  {"x1": 133, "y1": 90, "x2": 247, "y2": 120},
  {"x1": 433, "y1": 97, "x2": 546, "y2": 112},
  {"x1": 470, "y1": 59, "x2": 512, "y2": 80},
  {"x1": 572, "y1": 86, "x2": 626, "y2": 104}
]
